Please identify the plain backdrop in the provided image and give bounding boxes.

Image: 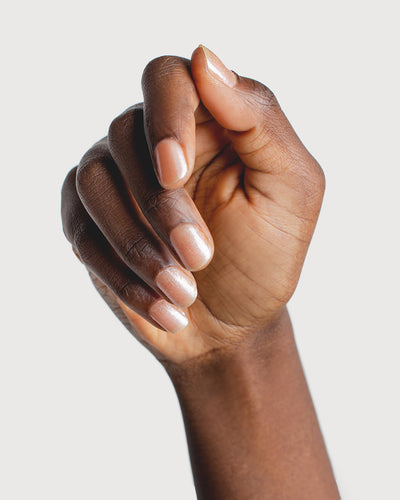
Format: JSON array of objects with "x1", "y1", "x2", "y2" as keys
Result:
[{"x1": 1, "y1": 0, "x2": 399, "y2": 498}]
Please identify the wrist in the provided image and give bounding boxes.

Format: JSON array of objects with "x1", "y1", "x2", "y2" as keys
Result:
[
  {"x1": 162, "y1": 307, "x2": 294, "y2": 387},
  {"x1": 161, "y1": 307, "x2": 339, "y2": 499}
]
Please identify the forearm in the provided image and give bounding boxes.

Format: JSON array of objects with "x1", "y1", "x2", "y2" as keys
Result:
[{"x1": 165, "y1": 309, "x2": 339, "y2": 500}]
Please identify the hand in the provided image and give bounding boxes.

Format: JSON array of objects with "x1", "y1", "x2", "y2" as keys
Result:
[{"x1": 61, "y1": 46, "x2": 325, "y2": 364}]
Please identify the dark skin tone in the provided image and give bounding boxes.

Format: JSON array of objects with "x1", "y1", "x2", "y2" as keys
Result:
[{"x1": 61, "y1": 46, "x2": 340, "y2": 498}]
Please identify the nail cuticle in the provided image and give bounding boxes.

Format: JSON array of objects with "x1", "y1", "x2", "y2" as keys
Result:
[
  {"x1": 170, "y1": 223, "x2": 213, "y2": 271},
  {"x1": 149, "y1": 299, "x2": 189, "y2": 334},
  {"x1": 155, "y1": 266, "x2": 197, "y2": 308}
]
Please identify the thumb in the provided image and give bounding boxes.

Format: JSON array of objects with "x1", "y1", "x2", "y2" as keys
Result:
[{"x1": 190, "y1": 45, "x2": 314, "y2": 177}]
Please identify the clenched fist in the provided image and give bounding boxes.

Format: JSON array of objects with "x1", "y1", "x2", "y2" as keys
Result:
[{"x1": 61, "y1": 46, "x2": 325, "y2": 365}]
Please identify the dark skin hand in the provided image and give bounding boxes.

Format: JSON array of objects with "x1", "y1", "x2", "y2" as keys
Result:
[{"x1": 61, "y1": 46, "x2": 340, "y2": 499}]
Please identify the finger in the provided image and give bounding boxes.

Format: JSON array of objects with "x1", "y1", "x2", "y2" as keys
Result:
[
  {"x1": 88, "y1": 271, "x2": 167, "y2": 351},
  {"x1": 61, "y1": 167, "x2": 189, "y2": 334},
  {"x1": 108, "y1": 106, "x2": 214, "y2": 272},
  {"x1": 141, "y1": 55, "x2": 217, "y2": 189},
  {"x1": 190, "y1": 45, "x2": 319, "y2": 180},
  {"x1": 75, "y1": 141, "x2": 197, "y2": 308}
]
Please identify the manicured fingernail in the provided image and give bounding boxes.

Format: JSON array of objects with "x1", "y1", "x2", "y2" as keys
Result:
[
  {"x1": 154, "y1": 138, "x2": 188, "y2": 188},
  {"x1": 155, "y1": 266, "x2": 197, "y2": 308},
  {"x1": 149, "y1": 299, "x2": 188, "y2": 333},
  {"x1": 170, "y1": 223, "x2": 213, "y2": 271},
  {"x1": 199, "y1": 45, "x2": 237, "y2": 88}
]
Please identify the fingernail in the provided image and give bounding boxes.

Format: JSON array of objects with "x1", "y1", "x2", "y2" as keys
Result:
[
  {"x1": 170, "y1": 223, "x2": 213, "y2": 271},
  {"x1": 199, "y1": 45, "x2": 237, "y2": 88},
  {"x1": 155, "y1": 266, "x2": 197, "y2": 308},
  {"x1": 154, "y1": 138, "x2": 188, "y2": 188},
  {"x1": 149, "y1": 299, "x2": 189, "y2": 333}
]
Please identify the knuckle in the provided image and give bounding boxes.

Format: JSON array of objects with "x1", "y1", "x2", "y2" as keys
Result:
[
  {"x1": 108, "y1": 110, "x2": 131, "y2": 144},
  {"x1": 114, "y1": 280, "x2": 134, "y2": 303},
  {"x1": 244, "y1": 79, "x2": 279, "y2": 113},
  {"x1": 72, "y1": 220, "x2": 96, "y2": 264},
  {"x1": 141, "y1": 190, "x2": 179, "y2": 218},
  {"x1": 313, "y1": 162, "x2": 326, "y2": 194},
  {"x1": 303, "y1": 157, "x2": 326, "y2": 193},
  {"x1": 115, "y1": 280, "x2": 151, "y2": 311},
  {"x1": 76, "y1": 154, "x2": 110, "y2": 198},
  {"x1": 108, "y1": 105, "x2": 142, "y2": 149},
  {"x1": 141, "y1": 56, "x2": 186, "y2": 86},
  {"x1": 297, "y1": 158, "x2": 326, "y2": 209},
  {"x1": 61, "y1": 166, "x2": 78, "y2": 200},
  {"x1": 122, "y1": 234, "x2": 152, "y2": 262},
  {"x1": 263, "y1": 86, "x2": 279, "y2": 108},
  {"x1": 259, "y1": 84, "x2": 279, "y2": 113},
  {"x1": 61, "y1": 167, "x2": 78, "y2": 242}
]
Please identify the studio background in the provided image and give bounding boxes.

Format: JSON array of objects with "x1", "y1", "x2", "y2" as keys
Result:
[{"x1": 1, "y1": 0, "x2": 399, "y2": 498}]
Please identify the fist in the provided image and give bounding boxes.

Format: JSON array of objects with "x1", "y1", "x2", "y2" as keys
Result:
[{"x1": 61, "y1": 46, "x2": 325, "y2": 364}]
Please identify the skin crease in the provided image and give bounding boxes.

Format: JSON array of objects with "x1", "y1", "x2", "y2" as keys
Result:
[{"x1": 61, "y1": 46, "x2": 340, "y2": 498}]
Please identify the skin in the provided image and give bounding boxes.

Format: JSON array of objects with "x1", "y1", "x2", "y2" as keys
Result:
[{"x1": 61, "y1": 46, "x2": 340, "y2": 498}]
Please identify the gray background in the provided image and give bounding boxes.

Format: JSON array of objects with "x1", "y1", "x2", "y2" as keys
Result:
[{"x1": 1, "y1": 0, "x2": 399, "y2": 498}]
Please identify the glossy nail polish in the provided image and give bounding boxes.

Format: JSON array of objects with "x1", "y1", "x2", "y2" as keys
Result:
[
  {"x1": 155, "y1": 266, "x2": 197, "y2": 308},
  {"x1": 199, "y1": 45, "x2": 237, "y2": 88},
  {"x1": 149, "y1": 299, "x2": 189, "y2": 333},
  {"x1": 170, "y1": 223, "x2": 213, "y2": 271},
  {"x1": 154, "y1": 138, "x2": 188, "y2": 188}
]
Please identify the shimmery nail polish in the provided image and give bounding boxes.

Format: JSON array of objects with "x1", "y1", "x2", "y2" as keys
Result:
[
  {"x1": 170, "y1": 223, "x2": 213, "y2": 271},
  {"x1": 149, "y1": 299, "x2": 189, "y2": 333},
  {"x1": 155, "y1": 266, "x2": 197, "y2": 308},
  {"x1": 199, "y1": 45, "x2": 237, "y2": 88},
  {"x1": 154, "y1": 138, "x2": 188, "y2": 188}
]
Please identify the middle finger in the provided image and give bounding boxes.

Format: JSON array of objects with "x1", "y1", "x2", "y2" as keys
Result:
[{"x1": 108, "y1": 106, "x2": 214, "y2": 272}]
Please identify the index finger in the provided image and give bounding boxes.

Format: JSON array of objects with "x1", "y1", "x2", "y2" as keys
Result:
[{"x1": 141, "y1": 55, "x2": 210, "y2": 189}]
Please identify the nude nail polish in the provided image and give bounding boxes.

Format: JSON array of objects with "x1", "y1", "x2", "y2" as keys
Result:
[
  {"x1": 149, "y1": 299, "x2": 189, "y2": 333},
  {"x1": 155, "y1": 266, "x2": 197, "y2": 308},
  {"x1": 154, "y1": 138, "x2": 188, "y2": 188},
  {"x1": 170, "y1": 223, "x2": 213, "y2": 271},
  {"x1": 199, "y1": 45, "x2": 237, "y2": 88}
]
